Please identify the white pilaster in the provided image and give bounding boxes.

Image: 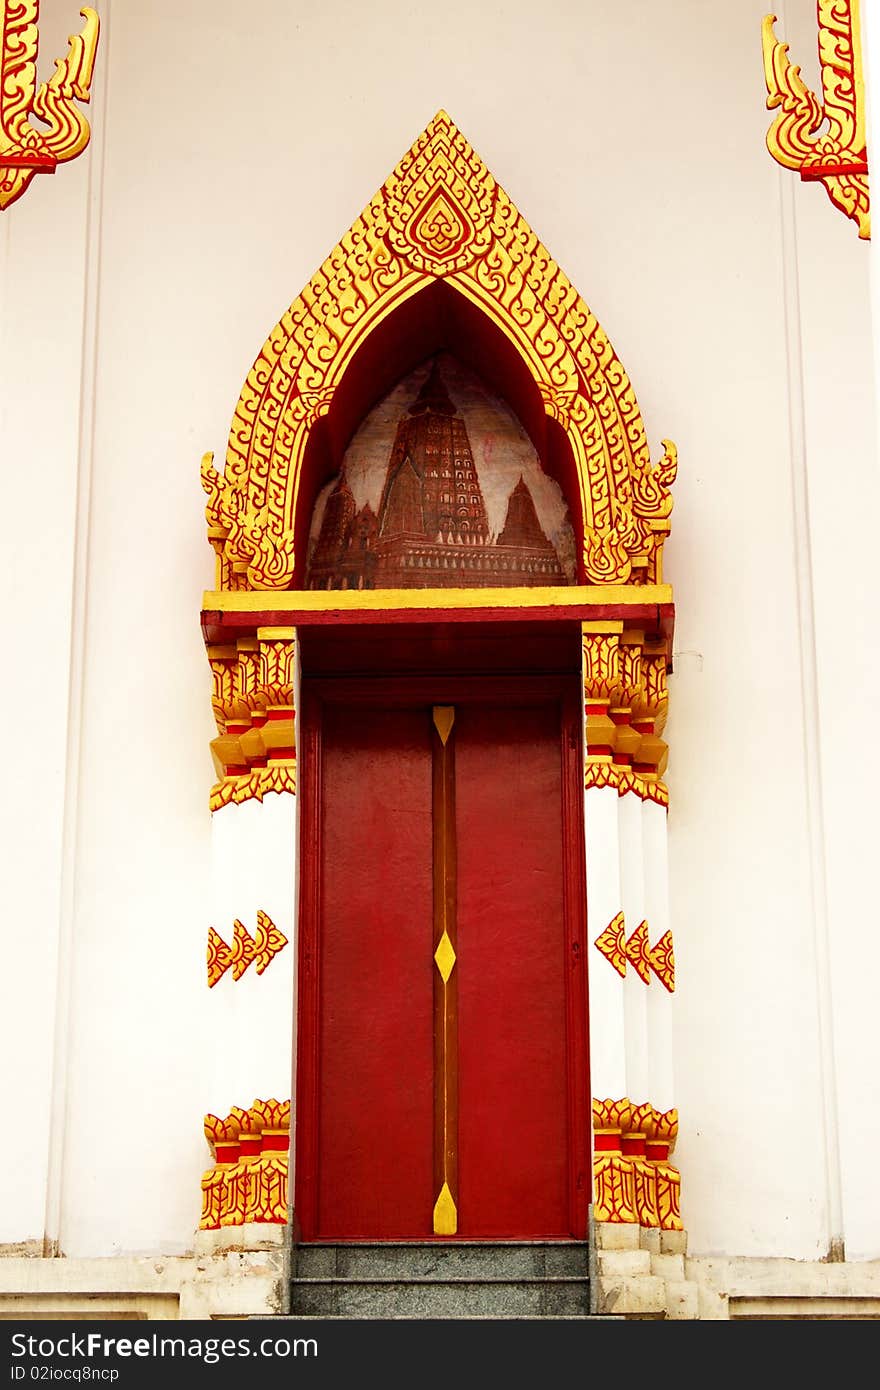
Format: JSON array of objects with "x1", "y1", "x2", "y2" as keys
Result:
[
  {"x1": 585, "y1": 786, "x2": 626, "y2": 1099},
  {"x1": 642, "y1": 797, "x2": 675, "y2": 1114},
  {"x1": 206, "y1": 792, "x2": 297, "y2": 1119},
  {"x1": 618, "y1": 790, "x2": 650, "y2": 1104}
]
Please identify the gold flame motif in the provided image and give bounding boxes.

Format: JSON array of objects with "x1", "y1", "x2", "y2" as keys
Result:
[
  {"x1": 0, "y1": 2, "x2": 100, "y2": 210},
  {"x1": 762, "y1": 2, "x2": 869, "y2": 238}
]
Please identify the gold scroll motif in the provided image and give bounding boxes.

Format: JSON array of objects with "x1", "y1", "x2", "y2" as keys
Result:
[
  {"x1": 593, "y1": 1098, "x2": 681, "y2": 1231},
  {"x1": 200, "y1": 1099, "x2": 291, "y2": 1229},
  {"x1": 206, "y1": 911, "x2": 288, "y2": 988},
  {"x1": 208, "y1": 629, "x2": 297, "y2": 811},
  {"x1": 762, "y1": 2, "x2": 869, "y2": 238},
  {"x1": 0, "y1": 2, "x2": 100, "y2": 210},
  {"x1": 202, "y1": 111, "x2": 677, "y2": 591}
]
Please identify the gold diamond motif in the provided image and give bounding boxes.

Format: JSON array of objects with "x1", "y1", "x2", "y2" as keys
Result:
[{"x1": 434, "y1": 931, "x2": 456, "y2": 982}]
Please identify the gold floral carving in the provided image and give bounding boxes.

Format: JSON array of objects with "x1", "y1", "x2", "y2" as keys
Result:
[
  {"x1": 594, "y1": 1099, "x2": 682, "y2": 1231},
  {"x1": 208, "y1": 630, "x2": 296, "y2": 812},
  {"x1": 625, "y1": 1101, "x2": 661, "y2": 1229},
  {"x1": 615, "y1": 639, "x2": 645, "y2": 716},
  {"x1": 202, "y1": 110, "x2": 676, "y2": 590},
  {"x1": 641, "y1": 648, "x2": 669, "y2": 737},
  {"x1": 218, "y1": 1107, "x2": 259, "y2": 1228},
  {"x1": 762, "y1": 2, "x2": 869, "y2": 238},
  {"x1": 230, "y1": 918, "x2": 257, "y2": 981},
  {"x1": 644, "y1": 1106, "x2": 682, "y2": 1232},
  {"x1": 206, "y1": 911, "x2": 288, "y2": 987},
  {"x1": 583, "y1": 628, "x2": 670, "y2": 804},
  {"x1": 245, "y1": 1098, "x2": 291, "y2": 1224},
  {"x1": 209, "y1": 763, "x2": 297, "y2": 812},
  {"x1": 594, "y1": 911, "x2": 627, "y2": 979},
  {"x1": 592, "y1": 1097, "x2": 637, "y2": 1224},
  {"x1": 253, "y1": 909, "x2": 289, "y2": 975},
  {"x1": 582, "y1": 631, "x2": 622, "y2": 705},
  {"x1": 625, "y1": 918, "x2": 652, "y2": 986},
  {"x1": 649, "y1": 928, "x2": 676, "y2": 993},
  {"x1": 0, "y1": 2, "x2": 100, "y2": 211},
  {"x1": 206, "y1": 926, "x2": 233, "y2": 989},
  {"x1": 200, "y1": 1112, "x2": 241, "y2": 1232},
  {"x1": 200, "y1": 1099, "x2": 290, "y2": 1229}
]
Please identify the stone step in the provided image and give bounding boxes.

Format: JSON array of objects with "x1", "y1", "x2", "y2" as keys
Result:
[
  {"x1": 293, "y1": 1240, "x2": 589, "y2": 1282},
  {"x1": 289, "y1": 1274, "x2": 591, "y2": 1319},
  {"x1": 290, "y1": 1241, "x2": 591, "y2": 1319}
]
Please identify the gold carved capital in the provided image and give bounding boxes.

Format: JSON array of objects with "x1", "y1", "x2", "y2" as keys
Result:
[{"x1": 207, "y1": 629, "x2": 297, "y2": 810}]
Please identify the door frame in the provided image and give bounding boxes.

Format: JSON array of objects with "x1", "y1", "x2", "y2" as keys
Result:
[{"x1": 294, "y1": 668, "x2": 590, "y2": 1240}]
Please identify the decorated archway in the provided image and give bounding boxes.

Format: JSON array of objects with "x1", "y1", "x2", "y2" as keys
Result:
[{"x1": 197, "y1": 110, "x2": 682, "y2": 1259}]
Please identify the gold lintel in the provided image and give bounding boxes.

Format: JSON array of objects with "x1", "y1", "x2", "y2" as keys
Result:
[{"x1": 202, "y1": 584, "x2": 674, "y2": 614}]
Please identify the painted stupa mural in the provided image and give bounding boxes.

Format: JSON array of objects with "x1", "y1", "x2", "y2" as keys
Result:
[{"x1": 305, "y1": 354, "x2": 576, "y2": 590}]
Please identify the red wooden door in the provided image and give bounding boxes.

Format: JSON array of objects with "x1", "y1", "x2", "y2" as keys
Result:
[{"x1": 295, "y1": 677, "x2": 588, "y2": 1241}]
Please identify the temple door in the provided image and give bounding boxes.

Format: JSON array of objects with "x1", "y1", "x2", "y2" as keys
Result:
[{"x1": 295, "y1": 676, "x2": 588, "y2": 1241}]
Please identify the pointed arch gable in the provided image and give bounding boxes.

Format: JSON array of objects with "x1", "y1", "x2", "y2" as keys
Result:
[{"x1": 202, "y1": 111, "x2": 676, "y2": 591}]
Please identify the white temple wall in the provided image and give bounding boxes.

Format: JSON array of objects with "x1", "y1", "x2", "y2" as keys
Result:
[
  {"x1": 0, "y1": 3, "x2": 98, "y2": 1247},
  {"x1": 1, "y1": 0, "x2": 877, "y2": 1262}
]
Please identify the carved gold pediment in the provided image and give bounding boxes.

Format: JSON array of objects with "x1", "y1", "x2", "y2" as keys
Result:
[{"x1": 203, "y1": 110, "x2": 676, "y2": 592}]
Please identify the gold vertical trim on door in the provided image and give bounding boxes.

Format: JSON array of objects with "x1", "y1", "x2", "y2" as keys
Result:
[{"x1": 432, "y1": 704, "x2": 458, "y2": 1235}]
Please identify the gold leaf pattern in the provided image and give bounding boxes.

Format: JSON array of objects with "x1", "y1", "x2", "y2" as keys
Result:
[
  {"x1": 253, "y1": 910, "x2": 289, "y2": 975},
  {"x1": 625, "y1": 919, "x2": 652, "y2": 986},
  {"x1": 649, "y1": 928, "x2": 675, "y2": 993},
  {"x1": 207, "y1": 925, "x2": 233, "y2": 988},
  {"x1": 593, "y1": 912, "x2": 627, "y2": 978},
  {"x1": 230, "y1": 919, "x2": 257, "y2": 981},
  {"x1": 583, "y1": 760, "x2": 669, "y2": 808}
]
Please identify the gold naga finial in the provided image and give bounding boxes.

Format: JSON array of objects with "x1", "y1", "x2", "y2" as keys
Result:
[
  {"x1": 0, "y1": 2, "x2": 100, "y2": 211},
  {"x1": 761, "y1": 2, "x2": 869, "y2": 239}
]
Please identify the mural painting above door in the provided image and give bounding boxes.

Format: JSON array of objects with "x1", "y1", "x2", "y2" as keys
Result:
[{"x1": 305, "y1": 353, "x2": 576, "y2": 590}]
